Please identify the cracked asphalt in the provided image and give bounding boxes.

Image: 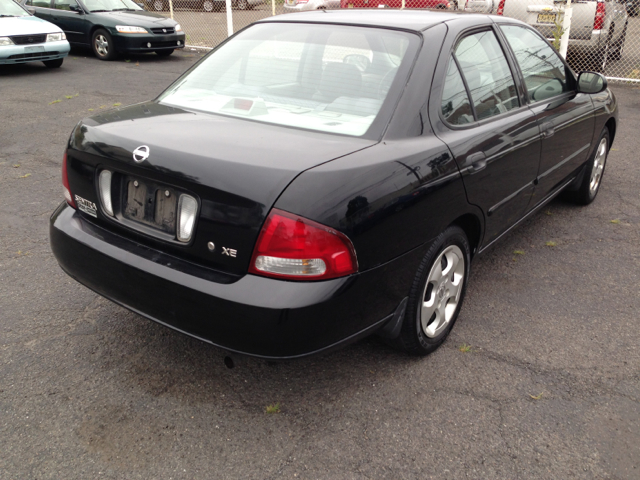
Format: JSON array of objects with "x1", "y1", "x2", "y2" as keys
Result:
[{"x1": 1, "y1": 48, "x2": 639, "y2": 480}]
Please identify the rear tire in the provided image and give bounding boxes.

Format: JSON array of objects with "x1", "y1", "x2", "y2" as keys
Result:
[
  {"x1": 203, "y1": 0, "x2": 214, "y2": 11},
  {"x1": 155, "y1": 49, "x2": 174, "y2": 57},
  {"x1": 565, "y1": 128, "x2": 610, "y2": 205},
  {"x1": 398, "y1": 226, "x2": 470, "y2": 356},
  {"x1": 588, "y1": 45, "x2": 608, "y2": 73},
  {"x1": 43, "y1": 58, "x2": 63, "y2": 68},
  {"x1": 609, "y1": 23, "x2": 627, "y2": 61},
  {"x1": 92, "y1": 29, "x2": 117, "y2": 61}
]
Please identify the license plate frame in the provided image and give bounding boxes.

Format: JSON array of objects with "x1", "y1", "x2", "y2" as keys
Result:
[
  {"x1": 24, "y1": 46, "x2": 45, "y2": 53},
  {"x1": 537, "y1": 13, "x2": 557, "y2": 24}
]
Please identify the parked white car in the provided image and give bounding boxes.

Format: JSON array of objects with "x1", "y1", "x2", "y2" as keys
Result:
[
  {"x1": 0, "y1": 0, "x2": 70, "y2": 67},
  {"x1": 283, "y1": 0, "x2": 340, "y2": 12}
]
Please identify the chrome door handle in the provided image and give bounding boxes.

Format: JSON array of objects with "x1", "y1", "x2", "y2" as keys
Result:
[
  {"x1": 541, "y1": 122, "x2": 555, "y2": 138},
  {"x1": 467, "y1": 152, "x2": 487, "y2": 174}
]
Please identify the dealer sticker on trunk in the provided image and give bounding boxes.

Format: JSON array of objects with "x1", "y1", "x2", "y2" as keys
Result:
[{"x1": 75, "y1": 195, "x2": 98, "y2": 218}]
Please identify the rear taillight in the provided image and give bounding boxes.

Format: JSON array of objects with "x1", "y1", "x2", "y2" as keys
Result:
[
  {"x1": 496, "y1": 0, "x2": 505, "y2": 15},
  {"x1": 249, "y1": 208, "x2": 358, "y2": 281},
  {"x1": 62, "y1": 151, "x2": 76, "y2": 209},
  {"x1": 593, "y1": 1, "x2": 606, "y2": 30}
]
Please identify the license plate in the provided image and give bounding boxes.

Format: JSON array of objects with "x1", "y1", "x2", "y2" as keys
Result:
[
  {"x1": 25, "y1": 46, "x2": 45, "y2": 53},
  {"x1": 347, "y1": 3, "x2": 353, "y2": 6},
  {"x1": 286, "y1": 0, "x2": 295, "y2": 4},
  {"x1": 537, "y1": 13, "x2": 557, "y2": 24}
]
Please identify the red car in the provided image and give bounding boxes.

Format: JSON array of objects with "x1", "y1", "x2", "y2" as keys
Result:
[{"x1": 341, "y1": 0, "x2": 450, "y2": 9}]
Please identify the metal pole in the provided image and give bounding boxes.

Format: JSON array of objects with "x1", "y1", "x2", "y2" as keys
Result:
[
  {"x1": 558, "y1": 0, "x2": 572, "y2": 58},
  {"x1": 226, "y1": 0, "x2": 233, "y2": 37},
  {"x1": 272, "y1": 0, "x2": 275, "y2": 16},
  {"x1": 169, "y1": 0, "x2": 173, "y2": 19},
  {"x1": 401, "y1": 0, "x2": 405, "y2": 8}
]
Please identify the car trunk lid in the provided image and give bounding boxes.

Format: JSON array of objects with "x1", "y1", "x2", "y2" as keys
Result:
[{"x1": 65, "y1": 102, "x2": 375, "y2": 277}]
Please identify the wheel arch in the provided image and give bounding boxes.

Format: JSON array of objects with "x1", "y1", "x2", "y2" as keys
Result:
[
  {"x1": 89, "y1": 24, "x2": 110, "y2": 39},
  {"x1": 450, "y1": 213, "x2": 482, "y2": 258},
  {"x1": 605, "y1": 117, "x2": 616, "y2": 146}
]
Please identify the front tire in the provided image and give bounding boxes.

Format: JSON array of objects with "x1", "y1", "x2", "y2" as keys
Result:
[
  {"x1": 92, "y1": 29, "x2": 117, "y2": 61},
  {"x1": 398, "y1": 226, "x2": 471, "y2": 356},
  {"x1": 43, "y1": 58, "x2": 63, "y2": 68},
  {"x1": 565, "y1": 128, "x2": 610, "y2": 205}
]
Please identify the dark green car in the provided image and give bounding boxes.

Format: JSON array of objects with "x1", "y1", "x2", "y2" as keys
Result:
[{"x1": 21, "y1": 0, "x2": 185, "y2": 60}]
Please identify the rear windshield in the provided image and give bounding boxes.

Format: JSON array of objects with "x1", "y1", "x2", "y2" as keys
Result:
[{"x1": 158, "y1": 23, "x2": 416, "y2": 137}]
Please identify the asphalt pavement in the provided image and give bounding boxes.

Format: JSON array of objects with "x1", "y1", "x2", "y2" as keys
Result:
[{"x1": 0, "y1": 48, "x2": 639, "y2": 479}]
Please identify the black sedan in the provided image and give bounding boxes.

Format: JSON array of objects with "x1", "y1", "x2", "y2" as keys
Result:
[
  {"x1": 50, "y1": 11, "x2": 617, "y2": 360},
  {"x1": 22, "y1": 0, "x2": 185, "y2": 59}
]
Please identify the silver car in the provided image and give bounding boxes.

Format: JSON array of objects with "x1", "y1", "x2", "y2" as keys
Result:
[
  {"x1": 502, "y1": 0, "x2": 628, "y2": 72},
  {"x1": 461, "y1": 0, "x2": 497, "y2": 13},
  {"x1": 283, "y1": 0, "x2": 340, "y2": 11}
]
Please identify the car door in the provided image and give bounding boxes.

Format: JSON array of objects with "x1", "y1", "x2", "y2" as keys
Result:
[
  {"x1": 50, "y1": 0, "x2": 87, "y2": 45},
  {"x1": 24, "y1": 0, "x2": 56, "y2": 24},
  {"x1": 498, "y1": 24, "x2": 596, "y2": 204},
  {"x1": 429, "y1": 20, "x2": 542, "y2": 247}
]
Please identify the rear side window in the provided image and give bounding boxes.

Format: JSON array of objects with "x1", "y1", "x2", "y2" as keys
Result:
[
  {"x1": 441, "y1": 58, "x2": 474, "y2": 125},
  {"x1": 500, "y1": 25, "x2": 569, "y2": 102},
  {"x1": 454, "y1": 30, "x2": 519, "y2": 121},
  {"x1": 54, "y1": 0, "x2": 79, "y2": 9}
]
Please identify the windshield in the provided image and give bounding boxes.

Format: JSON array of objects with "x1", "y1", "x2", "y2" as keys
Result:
[
  {"x1": 83, "y1": 0, "x2": 142, "y2": 12},
  {"x1": 0, "y1": 0, "x2": 29, "y2": 17},
  {"x1": 159, "y1": 23, "x2": 415, "y2": 137}
]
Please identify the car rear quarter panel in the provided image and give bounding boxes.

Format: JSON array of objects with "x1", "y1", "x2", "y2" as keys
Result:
[{"x1": 274, "y1": 137, "x2": 477, "y2": 272}]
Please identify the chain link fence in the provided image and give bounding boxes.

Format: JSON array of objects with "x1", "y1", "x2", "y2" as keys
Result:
[{"x1": 158, "y1": 0, "x2": 639, "y2": 82}]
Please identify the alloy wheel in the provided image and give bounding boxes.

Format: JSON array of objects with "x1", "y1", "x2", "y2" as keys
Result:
[
  {"x1": 203, "y1": 0, "x2": 214, "y2": 10},
  {"x1": 589, "y1": 137, "x2": 607, "y2": 195},
  {"x1": 95, "y1": 35, "x2": 109, "y2": 57},
  {"x1": 419, "y1": 245, "x2": 465, "y2": 338}
]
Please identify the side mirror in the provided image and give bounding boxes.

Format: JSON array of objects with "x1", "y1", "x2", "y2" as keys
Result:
[
  {"x1": 26, "y1": 6, "x2": 36, "y2": 13},
  {"x1": 69, "y1": 3, "x2": 82, "y2": 11},
  {"x1": 577, "y1": 72, "x2": 608, "y2": 94},
  {"x1": 136, "y1": 1, "x2": 144, "y2": 6}
]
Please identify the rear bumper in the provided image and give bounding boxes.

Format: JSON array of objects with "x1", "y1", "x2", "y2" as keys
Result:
[
  {"x1": 50, "y1": 203, "x2": 415, "y2": 359},
  {"x1": 112, "y1": 32, "x2": 186, "y2": 52},
  {"x1": 0, "y1": 40, "x2": 70, "y2": 65}
]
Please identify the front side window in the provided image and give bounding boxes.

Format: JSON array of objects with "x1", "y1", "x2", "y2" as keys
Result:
[
  {"x1": 454, "y1": 30, "x2": 519, "y2": 121},
  {"x1": 158, "y1": 23, "x2": 416, "y2": 137},
  {"x1": 500, "y1": 25, "x2": 569, "y2": 102}
]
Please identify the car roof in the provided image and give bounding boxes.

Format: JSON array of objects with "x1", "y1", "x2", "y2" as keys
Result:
[{"x1": 258, "y1": 10, "x2": 486, "y2": 32}]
